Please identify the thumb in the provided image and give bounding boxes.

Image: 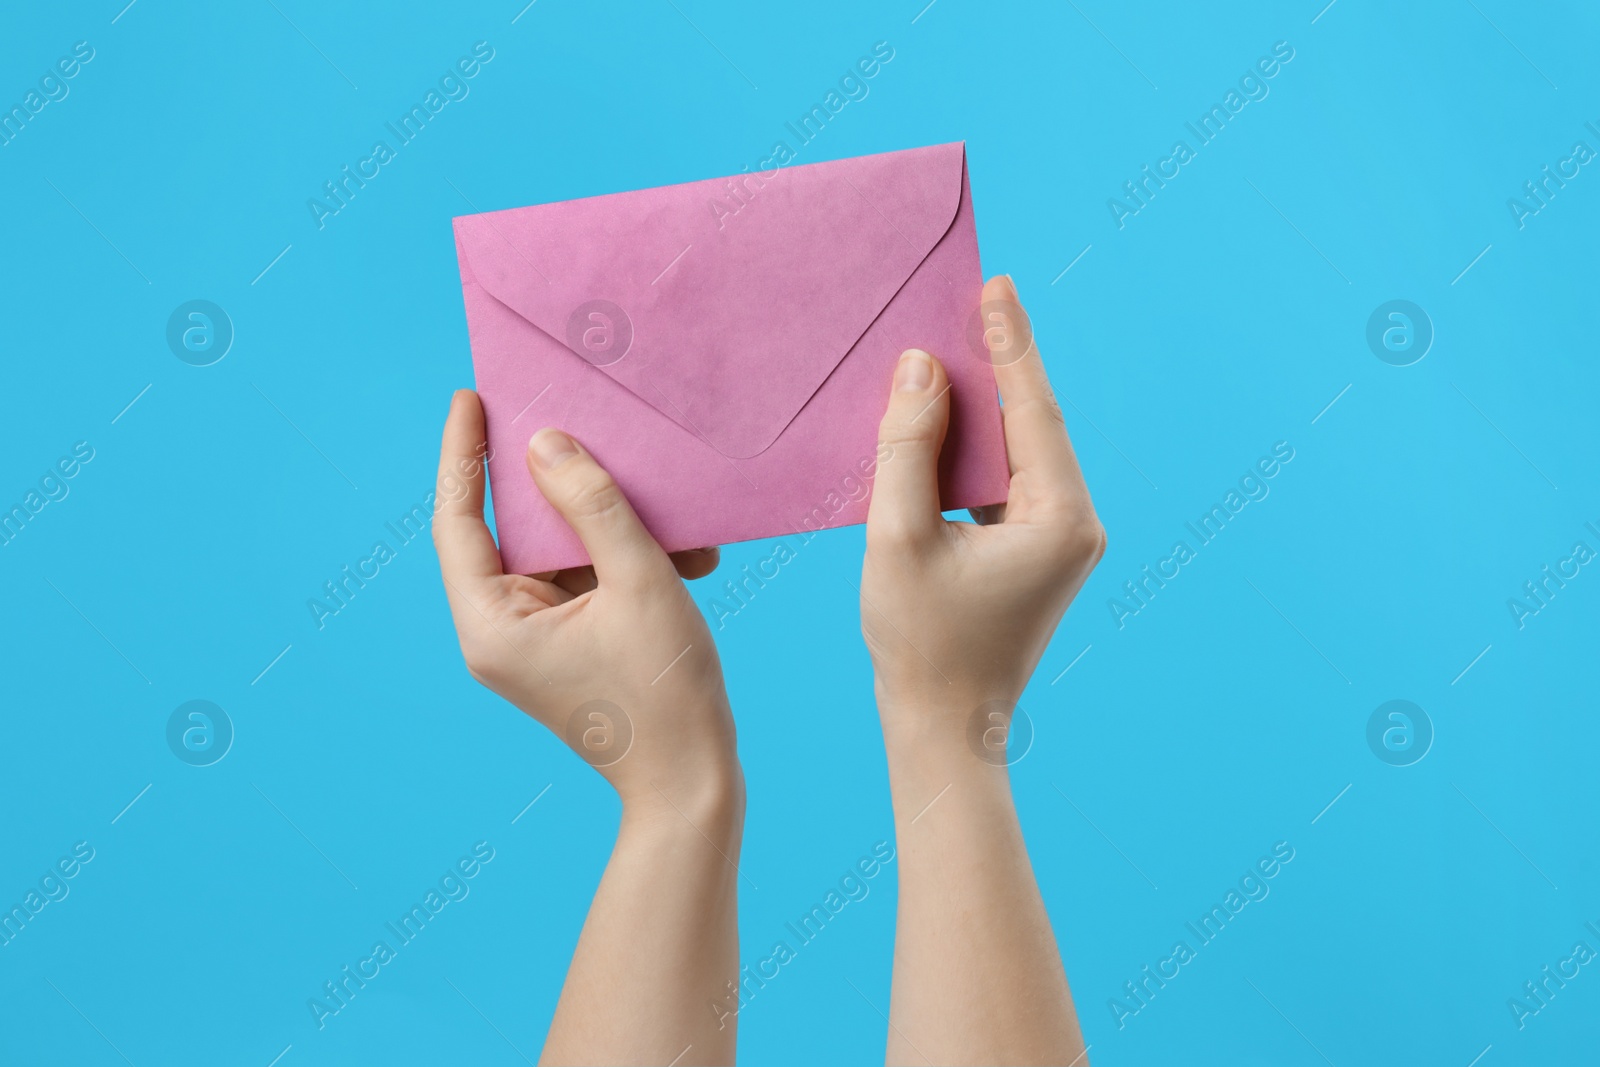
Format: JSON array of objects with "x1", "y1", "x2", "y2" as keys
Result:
[
  {"x1": 526, "y1": 428, "x2": 673, "y2": 589},
  {"x1": 866, "y1": 348, "x2": 950, "y2": 546}
]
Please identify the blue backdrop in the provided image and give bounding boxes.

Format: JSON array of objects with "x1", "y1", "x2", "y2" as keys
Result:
[{"x1": 2, "y1": 1, "x2": 1596, "y2": 1064}]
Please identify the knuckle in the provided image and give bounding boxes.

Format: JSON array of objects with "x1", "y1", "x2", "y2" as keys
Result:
[
  {"x1": 1085, "y1": 519, "x2": 1108, "y2": 566},
  {"x1": 430, "y1": 514, "x2": 458, "y2": 551},
  {"x1": 458, "y1": 635, "x2": 499, "y2": 685},
  {"x1": 563, "y1": 469, "x2": 627, "y2": 523},
  {"x1": 1014, "y1": 394, "x2": 1067, "y2": 430},
  {"x1": 878, "y1": 405, "x2": 945, "y2": 450},
  {"x1": 866, "y1": 515, "x2": 924, "y2": 556},
  {"x1": 1056, "y1": 512, "x2": 1107, "y2": 569},
  {"x1": 875, "y1": 425, "x2": 939, "y2": 460}
]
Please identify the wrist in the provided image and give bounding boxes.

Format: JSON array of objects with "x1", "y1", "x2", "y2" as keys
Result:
[
  {"x1": 875, "y1": 679, "x2": 1023, "y2": 750},
  {"x1": 618, "y1": 763, "x2": 745, "y2": 846},
  {"x1": 875, "y1": 688, "x2": 1021, "y2": 803}
]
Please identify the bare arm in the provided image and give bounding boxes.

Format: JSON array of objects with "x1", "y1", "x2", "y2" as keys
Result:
[
  {"x1": 432, "y1": 391, "x2": 743, "y2": 1065},
  {"x1": 861, "y1": 276, "x2": 1103, "y2": 1064},
  {"x1": 544, "y1": 787, "x2": 743, "y2": 1066},
  {"x1": 877, "y1": 711, "x2": 1083, "y2": 1065}
]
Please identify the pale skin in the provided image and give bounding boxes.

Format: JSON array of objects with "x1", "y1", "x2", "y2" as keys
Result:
[
  {"x1": 433, "y1": 394, "x2": 744, "y2": 1067},
  {"x1": 863, "y1": 274, "x2": 1102, "y2": 1065},
  {"x1": 433, "y1": 273, "x2": 1098, "y2": 1065}
]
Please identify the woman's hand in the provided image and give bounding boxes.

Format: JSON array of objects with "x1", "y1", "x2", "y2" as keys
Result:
[
  {"x1": 433, "y1": 390, "x2": 740, "y2": 820},
  {"x1": 861, "y1": 273, "x2": 1106, "y2": 737},
  {"x1": 434, "y1": 391, "x2": 745, "y2": 1065},
  {"x1": 861, "y1": 275, "x2": 1098, "y2": 1065}
]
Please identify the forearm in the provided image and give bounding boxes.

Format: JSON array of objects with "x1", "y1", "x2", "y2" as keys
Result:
[
  {"x1": 542, "y1": 783, "x2": 744, "y2": 1067},
  {"x1": 880, "y1": 701, "x2": 1085, "y2": 1066}
]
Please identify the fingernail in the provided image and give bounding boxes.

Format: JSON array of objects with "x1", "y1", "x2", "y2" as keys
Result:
[
  {"x1": 997, "y1": 274, "x2": 1019, "y2": 300},
  {"x1": 529, "y1": 428, "x2": 578, "y2": 469},
  {"x1": 895, "y1": 349, "x2": 932, "y2": 392}
]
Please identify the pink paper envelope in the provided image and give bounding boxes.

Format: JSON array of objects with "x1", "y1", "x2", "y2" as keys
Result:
[{"x1": 452, "y1": 141, "x2": 1010, "y2": 574}]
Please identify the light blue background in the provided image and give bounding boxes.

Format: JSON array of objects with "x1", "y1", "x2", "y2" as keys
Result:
[{"x1": 2, "y1": 1, "x2": 1597, "y2": 1064}]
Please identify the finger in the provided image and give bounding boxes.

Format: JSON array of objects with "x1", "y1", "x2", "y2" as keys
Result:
[
  {"x1": 985, "y1": 275, "x2": 1090, "y2": 497},
  {"x1": 867, "y1": 348, "x2": 950, "y2": 545},
  {"x1": 526, "y1": 428, "x2": 674, "y2": 589},
  {"x1": 433, "y1": 390, "x2": 505, "y2": 587},
  {"x1": 669, "y1": 546, "x2": 721, "y2": 581}
]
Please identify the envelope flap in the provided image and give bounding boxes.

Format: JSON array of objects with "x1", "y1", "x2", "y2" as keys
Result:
[{"x1": 453, "y1": 142, "x2": 967, "y2": 458}]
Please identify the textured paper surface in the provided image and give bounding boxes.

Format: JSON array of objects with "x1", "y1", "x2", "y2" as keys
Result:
[{"x1": 453, "y1": 141, "x2": 1010, "y2": 573}]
